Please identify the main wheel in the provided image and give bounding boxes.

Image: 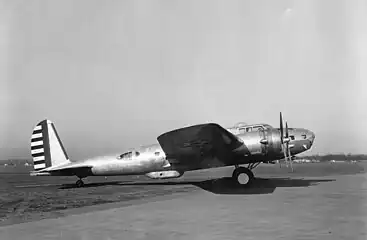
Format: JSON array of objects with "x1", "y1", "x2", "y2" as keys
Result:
[
  {"x1": 76, "y1": 179, "x2": 84, "y2": 188},
  {"x1": 232, "y1": 167, "x2": 254, "y2": 186}
]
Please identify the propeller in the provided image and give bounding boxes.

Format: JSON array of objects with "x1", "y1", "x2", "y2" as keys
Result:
[{"x1": 279, "y1": 112, "x2": 293, "y2": 172}]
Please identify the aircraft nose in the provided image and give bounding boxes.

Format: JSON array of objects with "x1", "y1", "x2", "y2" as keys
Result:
[{"x1": 307, "y1": 130, "x2": 315, "y2": 145}]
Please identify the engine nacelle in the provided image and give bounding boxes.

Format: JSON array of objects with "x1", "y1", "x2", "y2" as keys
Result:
[{"x1": 145, "y1": 170, "x2": 183, "y2": 179}]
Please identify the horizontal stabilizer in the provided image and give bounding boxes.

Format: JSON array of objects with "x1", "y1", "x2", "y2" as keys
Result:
[{"x1": 43, "y1": 165, "x2": 93, "y2": 176}]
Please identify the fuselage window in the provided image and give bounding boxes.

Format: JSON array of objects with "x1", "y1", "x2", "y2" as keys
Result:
[
  {"x1": 118, "y1": 151, "x2": 132, "y2": 159},
  {"x1": 290, "y1": 136, "x2": 295, "y2": 140},
  {"x1": 135, "y1": 151, "x2": 140, "y2": 157},
  {"x1": 301, "y1": 134, "x2": 307, "y2": 139}
]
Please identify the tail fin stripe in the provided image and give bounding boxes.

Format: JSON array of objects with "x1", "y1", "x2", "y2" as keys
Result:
[
  {"x1": 31, "y1": 141, "x2": 43, "y2": 147},
  {"x1": 31, "y1": 148, "x2": 44, "y2": 155},
  {"x1": 34, "y1": 163, "x2": 46, "y2": 170},
  {"x1": 33, "y1": 129, "x2": 43, "y2": 135},
  {"x1": 34, "y1": 160, "x2": 46, "y2": 165},
  {"x1": 31, "y1": 145, "x2": 44, "y2": 150},
  {"x1": 33, "y1": 156, "x2": 45, "y2": 161},
  {"x1": 34, "y1": 125, "x2": 42, "y2": 131},
  {"x1": 31, "y1": 137, "x2": 43, "y2": 143},
  {"x1": 32, "y1": 133, "x2": 43, "y2": 139},
  {"x1": 32, "y1": 153, "x2": 45, "y2": 158}
]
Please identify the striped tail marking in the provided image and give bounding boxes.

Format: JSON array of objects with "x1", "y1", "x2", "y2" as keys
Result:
[{"x1": 31, "y1": 121, "x2": 51, "y2": 170}]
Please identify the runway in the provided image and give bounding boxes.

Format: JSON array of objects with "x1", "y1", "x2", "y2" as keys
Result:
[{"x1": 0, "y1": 163, "x2": 366, "y2": 240}]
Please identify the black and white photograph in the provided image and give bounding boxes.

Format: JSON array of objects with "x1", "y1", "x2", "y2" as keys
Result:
[{"x1": 0, "y1": 0, "x2": 366, "y2": 239}]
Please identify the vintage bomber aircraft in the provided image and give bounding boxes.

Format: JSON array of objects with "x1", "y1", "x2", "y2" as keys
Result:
[{"x1": 30, "y1": 113, "x2": 315, "y2": 187}]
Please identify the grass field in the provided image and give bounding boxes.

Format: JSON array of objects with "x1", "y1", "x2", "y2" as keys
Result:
[{"x1": 0, "y1": 162, "x2": 365, "y2": 227}]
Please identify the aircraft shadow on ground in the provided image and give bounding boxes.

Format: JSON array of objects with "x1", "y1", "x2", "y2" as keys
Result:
[{"x1": 59, "y1": 177, "x2": 335, "y2": 195}]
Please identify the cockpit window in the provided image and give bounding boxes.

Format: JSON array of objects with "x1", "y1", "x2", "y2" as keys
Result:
[
  {"x1": 239, "y1": 128, "x2": 247, "y2": 134},
  {"x1": 237, "y1": 125, "x2": 265, "y2": 133},
  {"x1": 290, "y1": 136, "x2": 295, "y2": 140},
  {"x1": 154, "y1": 151, "x2": 160, "y2": 156},
  {"x1": 118, "y1": 151, "x2": 132, "y2": 159},
  {"x1": 301, "y1": 134, "x2": 307, "y2": 139},
  {"x1": 135, "y1": 151, "x2": 140, "y2": 157},
  {"x1": 253, "y1": 126, "x2": 264, "y2": 131},
  {"x1": 262, "y1": 124, "x2": 272, "y2": 129}
]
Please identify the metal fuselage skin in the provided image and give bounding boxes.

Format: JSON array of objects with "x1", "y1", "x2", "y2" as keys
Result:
[
  {"x1": 88, "y1": 145, "x2": 167, "y2": 176},
  {"x1": 68, "y1": 124, "x2": 315, "y2": 178}
]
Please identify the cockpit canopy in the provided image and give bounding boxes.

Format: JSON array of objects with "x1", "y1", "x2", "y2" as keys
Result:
[
  {"x1": 244, "y1": 124, "x2": 273, "y2": 132},
  {"x1": 227, "y1": 123, "x2": 273, "y2": 135},
  {"x1": 233, "y1": 122, "x2": 248, "y2": 128},
  {"x1": 117, "y1": 150, "x2": 140, "y2": 160}
]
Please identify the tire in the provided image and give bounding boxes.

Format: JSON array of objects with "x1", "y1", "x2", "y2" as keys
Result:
[
  {"x1": 76, "y1": 179, "x2": 84, "y2": 188},
  {"x1": 232, "y1": 167, "x2": 254, "y2": 186}
]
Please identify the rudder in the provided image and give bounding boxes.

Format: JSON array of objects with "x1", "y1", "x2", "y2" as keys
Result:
[{"x1": 31, "y1": 120, "x2": 70, "y2": 171}]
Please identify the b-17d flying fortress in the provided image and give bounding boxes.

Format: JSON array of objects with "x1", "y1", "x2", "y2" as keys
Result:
[
  {"x1": 30, "y1": 112, "x2": 315, "y2": 187},
  {"x1": 2, "y1": 1, "x2": 366, "y2": 238}
]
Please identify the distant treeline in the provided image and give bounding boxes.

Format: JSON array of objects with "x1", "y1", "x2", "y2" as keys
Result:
[
  {"x1": 0, "y1": 159, "x2": 32, "y2": 166},
  {"x1": 294, "y1": 154, "x2": 367, "y2": 161}
]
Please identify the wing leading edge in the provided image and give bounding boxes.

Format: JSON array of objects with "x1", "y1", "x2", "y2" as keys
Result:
[{"x1": 157, "y1": 123, "x2": 244, "y2": 167}]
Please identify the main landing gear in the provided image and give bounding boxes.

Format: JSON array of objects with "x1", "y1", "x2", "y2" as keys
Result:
[
  {"x1": 76, "y1": 178, "x2": 85, "y2": 188},
  {"x1": 232, "y1": 163, "x2": 260, "y2": 186}
]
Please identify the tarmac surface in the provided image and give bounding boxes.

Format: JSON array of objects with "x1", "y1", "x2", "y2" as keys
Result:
[{"x1": 0, "y1": 162, "x2": 366, "y2": 240}]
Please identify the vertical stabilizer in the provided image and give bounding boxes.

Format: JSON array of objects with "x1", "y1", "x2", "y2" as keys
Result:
[{"x1": 31, "y1": 120, "x2": 70, "y2": 171}]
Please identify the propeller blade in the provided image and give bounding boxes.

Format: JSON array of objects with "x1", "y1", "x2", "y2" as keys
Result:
[
  {"x1": 287, "y1": 143, "x2": 293, "y2": 172},
  {"x1": 280, "y1": 112, "x2": 284, "y2": 144},
  {"x1": 278, "y1": 113, "x2": 294, "y2": 171},
  {"x1": 282, "y1": 144, "x2": 288, "y2": 168}
]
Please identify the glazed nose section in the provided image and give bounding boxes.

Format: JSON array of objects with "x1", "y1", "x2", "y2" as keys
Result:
[{"x1": 307, "y1": 130, "x2": 315, "y2": 145}]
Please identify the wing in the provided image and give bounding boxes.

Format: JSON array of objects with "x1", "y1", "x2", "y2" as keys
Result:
[{"x1": 157, "y1": 123, "x2": 244, "y2": 168}]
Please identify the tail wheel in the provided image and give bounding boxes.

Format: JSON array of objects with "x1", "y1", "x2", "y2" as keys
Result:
[
  {"x1": 76, "y1": 179, "x2": 84, "y2": 188},
  {"x1": 232, "y1": 167, "x2": 254, "y2": 186}
]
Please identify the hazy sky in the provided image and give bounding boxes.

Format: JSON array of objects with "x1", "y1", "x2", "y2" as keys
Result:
[{"x1": 1, "y1": 0, "x2": 366, "y2": 160}]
